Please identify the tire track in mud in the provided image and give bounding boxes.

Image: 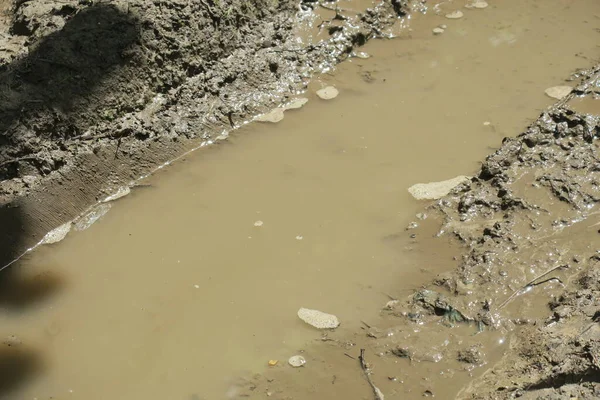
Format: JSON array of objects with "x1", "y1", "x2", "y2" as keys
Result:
[{"x1": 0, "y1": 0, "x2": 411, "y2": 267}]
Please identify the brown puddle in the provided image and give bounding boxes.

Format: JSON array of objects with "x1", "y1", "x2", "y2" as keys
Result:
[
  {"x1": 2, "y1": 0, "x2": 600, "y2": 399},
  {"x1": 568, "y1": 95, "x2": 600, "y2": 115}
]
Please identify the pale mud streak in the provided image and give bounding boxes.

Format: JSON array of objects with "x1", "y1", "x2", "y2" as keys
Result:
[{"x1": 0, "y1": 1, "x2": 599, "y2": 400}]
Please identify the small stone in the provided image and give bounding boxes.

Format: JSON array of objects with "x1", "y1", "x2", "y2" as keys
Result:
[
  {"x1": 254, "y1": 220, "x2": 264, "y2": 227},
  {"x1": 433, "y1": 27, "x2": 445, "y2": 35},
  {"x1": 445, "y1": 10, "x2": 464, "y2": 19},
  {"x1": 268, "y1": 360, "x2": 278, "y2": 366},
  {"x1": 297, "y1": 308, "x2": 340, "y2": 329},
  {"x1": 283, "y1": 98, "x2": 308, "y2": 110},
  {"x1": 416, "y1": 213, "x2": 427, "y2": 220},
  {"x1": 316, "y1": 86, "x2": 339, "y2": 100},
  {"x1": 42, "y1": 223, "x2": 72, "y2": 245},
  {"x1": 408, "y1": 176, "x2": 470, "y2": 200},
  {"x1": 256, "y1": 108, "x2": 285, "y2": 123},
  {"x1": 545, "y1": 86, "x2": 573, "y2": 100},
  {"x1": 288, "y1": 355, "x2": 306, "y2": 367},
  {"x1": 440, "y1": 24, "x2": 447, "y2": 29}
]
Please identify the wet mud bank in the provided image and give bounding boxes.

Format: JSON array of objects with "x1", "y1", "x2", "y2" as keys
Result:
[
  {"x1": 447, "y1": 66, "x2": 600, "y2": 399},
  {"x1": 0, "y1": 0, "x2": 409, "y2": 265},
  {"x1": 237, "y1": 68, "x2": 600, "y2": 399}
]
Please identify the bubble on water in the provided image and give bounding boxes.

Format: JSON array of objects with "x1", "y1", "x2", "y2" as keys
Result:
[
  {"x1": 288, "y1": 355, "x2": 306, "y2": 367},
  {"x1": 283, "y1": 98, "x2": 308, "y2": 110},
  {"x1": 74, "y1": 203, "x2": 112, "y2": 231},
  {"x1": 256, "y1": 108, "x2": 285, "y2": 123}
]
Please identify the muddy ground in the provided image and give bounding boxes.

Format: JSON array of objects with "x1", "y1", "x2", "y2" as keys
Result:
[
  {"x1": 233, "y1": 66, "x2": 600, "y2": 400},
  {"x1": 0, "y1": 0, "x2": 408, "y2": 265},
  {"x1": 0, "y1": 0, "x2": 599, "y2": 398}
]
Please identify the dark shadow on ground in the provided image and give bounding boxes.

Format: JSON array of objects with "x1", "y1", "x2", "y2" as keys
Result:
[
  {"x1": 0, "y1": 205, "x2": 24, "y2": 270},
  {"x1": 0, "y1": 266, "x2": 64, "y2": 309},
  {"x1": 0, "y1": 3, "x2": 139, "y2": 264},
  {"x1": 0, "y1": 3, "x2": 139, "y2": 178},
  {"x1": 0, "y1": 4, "x2": 140, "y2": 394},
  {"x1": 0, "y1": 345, "x2": 43, "y2": 396}
]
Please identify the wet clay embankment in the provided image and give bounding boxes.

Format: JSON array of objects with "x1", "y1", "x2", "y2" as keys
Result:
[{"x1": 0, "y1": 0, "x2": 409, "y2": 267}]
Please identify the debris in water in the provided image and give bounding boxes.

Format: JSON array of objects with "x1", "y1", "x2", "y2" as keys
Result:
[
  {"x1": 283, "y1": 98, "x2": 308, "y2": 110},
  {"x1": 41, "y1": 223, "x2": 72, "y2": 244},
  {"x1": 254, "y1": 220, "x2": 264, "y2": 227},
  {"x1": 445, "y1": 10, "x2": 464, "y2": 19},
  {"x1": 544, "y1": 86, "x2": 573, "y2": 100},
  {"x1": 384, "y1": 300, "x2": 399, "y2": 310},
  {"x1": 483, "y1": 121, "x2": 491, "y2": 126},
  {"x1": 74, "y1": 203, "x2": 112, "y2": 231},
  {"x1": 353, "y1": 51, "x2": 370, "y2": 59},
  {"x1": 103, "y1": 186, "x2": 131, "y2": 202},
  {"x1": 288, "y1": 355, "x2": 306, "y2": 367},
  {"x1": 295, "y1": 235, "x2": 303, "y2": 240},
  {"x1": 316, "y1": 86, "x2": 339, "y2": 100},
  {"x1": 433, "y1": 27, "x2": 444, "y2": 35},
  {"x1": 3, "y1": 335, "x2": 21, "y2": 347},
  {"x1": 256, "y1": 108, "x2": 285, "y2": 123},
  {"x1": 194, "y1": 285, "x2": 200, "y2": 289},
  {"x1": 268, "y1": 360, "x2": 278, "y2": 366},
  {"x1": 359, "y1": 349, "x2": 385, "y2": 400},
  {"x1": 408, "y1": 176, "x2": 470, "y2": 200},
  {"x1": 297, "y1": 308, "x2": 340, "y2": 329},
  {"x1": 466, "y1": 0, "x2": 488, "y2": 8}
]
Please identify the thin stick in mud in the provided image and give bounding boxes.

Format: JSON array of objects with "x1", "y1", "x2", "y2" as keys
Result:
[
  {"x1": 498, "y1": 264, "x2": 568, "y2": 310},
  {"x1": 358, "y1": 349, "x2": 385, "y2": 400}
]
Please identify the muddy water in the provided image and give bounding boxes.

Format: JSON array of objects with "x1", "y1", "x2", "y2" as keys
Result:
[{"x1": 2, "y1": 0, "x2": 600, "y2": 399}]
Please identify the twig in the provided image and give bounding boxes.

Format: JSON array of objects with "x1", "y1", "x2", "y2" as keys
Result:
[
  {"x1": 382, "y1": 292, "x2": 396, "y2": 300},
  {"x1": 344, "y1": 352, "x2": 356, "y2": 360},
  {"x1": 0, "y1": 156, "x2": 40, "y2": 168},
  {"x1": 498, "y1": 265, "x2": 568, "y2": 310},
  {"x1": 358, "y1": 349, "x2": 384, "y2": 400}
]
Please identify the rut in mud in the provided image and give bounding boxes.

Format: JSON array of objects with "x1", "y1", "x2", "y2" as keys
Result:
[
  {"x1": 0, "y1": 0, "x2": 600, "y2": 399},
  {"x1": 0, "y1": 0, "x2": 410, "y2": 268}
]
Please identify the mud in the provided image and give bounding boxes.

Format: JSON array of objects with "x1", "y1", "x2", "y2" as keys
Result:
[
  {"x1": 245, "y1": 70, "x2": 600, "y2": 399},
  {"x1": 1, "y1": 0, "x2": 600, "y2": 399},
  {"x1": 0, "y1": 0, "x2": 408, "y2": 265}
]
